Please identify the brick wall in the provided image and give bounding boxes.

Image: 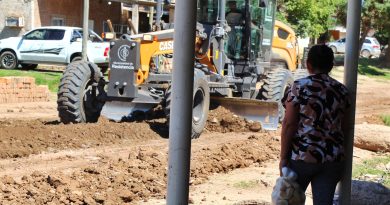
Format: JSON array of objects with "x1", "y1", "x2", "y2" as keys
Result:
[
  {"x1": 35, "y1": 0, "x2": 122, "y2": 35},
  {"x1": 0, "y1": 77, "x2": 50, "y2": 103},
  {"x1": 34, "y1": 0, "x2": 83, "y2": 28}
]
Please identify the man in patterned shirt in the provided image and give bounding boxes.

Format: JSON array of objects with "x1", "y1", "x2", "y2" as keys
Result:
[{"x1": 279, "y1": 45, "x2": 350, "y2": 205}]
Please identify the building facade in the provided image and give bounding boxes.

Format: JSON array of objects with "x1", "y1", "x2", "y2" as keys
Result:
[
  {"x1": 0, "y1": 0, "x2": 176, "y2": 40},
  {"x1": 0, "y1": 0, "x2": 123, "y2": 39}
]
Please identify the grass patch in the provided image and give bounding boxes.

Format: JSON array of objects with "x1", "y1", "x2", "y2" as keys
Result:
[
  {"x1": 358, "y1": 58, "x2": 390, "y2": 80},
  {"x1": 0, "y1": 69, "x2": 62, "y2": 93},
  {"x1": 233, "y1": 180, "x2": 259, "y2": 189},
  {"x1": 352, "y1": 156, "x2": 390, "y2": 187},
  {"x1": 381, "y1": 115, "x2": 390, "y2": 126}
]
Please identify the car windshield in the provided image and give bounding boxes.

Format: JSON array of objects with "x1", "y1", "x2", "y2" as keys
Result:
[{"x1": 75, "y1": 29, "x2": 103, "y2": 42}]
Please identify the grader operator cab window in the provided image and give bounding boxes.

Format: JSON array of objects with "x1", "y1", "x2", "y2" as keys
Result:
[
  {"x1": 197, "y1": 0, "x2": 275, "y2": 61},
  {"x1": 225, "y1": 0, "x2": 246, "y2": 60}
]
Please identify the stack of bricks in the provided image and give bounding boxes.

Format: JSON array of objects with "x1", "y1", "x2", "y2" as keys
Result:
[{"x1": 0, "y1": 77, "x2": 50, "y2": 103}]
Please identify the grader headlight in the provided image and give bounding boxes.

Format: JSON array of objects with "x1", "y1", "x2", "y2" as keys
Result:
[{"x1": 142, "y1": 34, "x2": 154, "y2": 41}]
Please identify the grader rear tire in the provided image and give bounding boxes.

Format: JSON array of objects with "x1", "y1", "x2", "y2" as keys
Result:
[
  {"x1": 191, "y1": 77, "x2": 210, "y2": 139},
  {"x1": 57, "y1": 61, "x2": 106, "y2": 123},
  {"x1": 258, "y1": 65, "x2": 293, "y2": 121},
  {"x1": 164, "y1": 72, "x2": 210, "y2": 139}
]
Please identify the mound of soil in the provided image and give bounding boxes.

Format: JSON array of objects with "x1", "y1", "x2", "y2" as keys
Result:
[
  {"x1": 354, "y1": 124, "x2": 390, "y2": 152},
  {"x1": 0, "y1": 105, "x2": 264, "y2": 159},
  {"x1": 0, "y1": 118, "x2": 163, "y2": 159},
  {"x1": 0, "y1": 133, "x2": 279, "y2": 204},
  {"x1": 206, "y1": 106, "x2": 263, "y2": 133}
]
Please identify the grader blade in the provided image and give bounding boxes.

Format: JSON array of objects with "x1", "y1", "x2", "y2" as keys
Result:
[
  {"x1": 212, "y1": 97, "x2": 279, "y2": 130},
  {"x1": 101, "y1": 101, "x2": 155, "y2": 122}
]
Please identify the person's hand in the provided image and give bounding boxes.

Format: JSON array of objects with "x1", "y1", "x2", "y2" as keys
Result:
[{"x1": 279, "y1": 159, "x2": 288, "y2": 176}]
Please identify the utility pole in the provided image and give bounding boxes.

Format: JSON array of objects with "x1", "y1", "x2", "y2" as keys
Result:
[
  {"x1": 156, "y1": 0, "x2": 163, "y2": 30},
  {"x1": 166, "y1": 0, "x2": 197, "y2": 204},
  {"x1": 82, "y1": 0, "x2": 89, "y2": 61},
  {"x1": 131, "y1": 4, "x2": 139, "y2": 34},
  {"x1": 340, "y1": 0, "x2": 362, "y2": 204}
]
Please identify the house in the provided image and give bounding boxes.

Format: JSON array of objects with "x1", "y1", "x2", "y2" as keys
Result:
[{"x1": 0, "y1": 0, "x2": 167, "y2": 39}]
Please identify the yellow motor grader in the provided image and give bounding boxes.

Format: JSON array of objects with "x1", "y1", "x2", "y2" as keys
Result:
[{"x1": 57, "y1": 0, "x2": 304, "y2": 138}]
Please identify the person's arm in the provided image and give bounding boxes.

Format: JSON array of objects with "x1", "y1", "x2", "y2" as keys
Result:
[{"x1": 279, "y1": 100, "x2": 300, "y2": 176}]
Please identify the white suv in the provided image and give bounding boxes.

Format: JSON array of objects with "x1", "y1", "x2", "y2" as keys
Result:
[
  {"x1": 0, "y1": 26, "x2": 110, "y2": 70},
  {"x1": 327, "y1": 37, "x2": 381, "y2": 58}
]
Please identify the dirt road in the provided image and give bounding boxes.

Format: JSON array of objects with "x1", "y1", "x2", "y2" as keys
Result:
[{"x1": 0, "y1": 69, "x2": 389, "y2": 204}]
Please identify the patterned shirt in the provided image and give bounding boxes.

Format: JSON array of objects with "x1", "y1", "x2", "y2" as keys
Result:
[{"x1": 284, "y1": 73, "x2": 350, "y2": 163}]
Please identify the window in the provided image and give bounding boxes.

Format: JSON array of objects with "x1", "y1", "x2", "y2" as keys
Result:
[
  {"x1": 277, "y1": 28, "x2": 289, "y2": 40},
  {"x1": 74, "y1": 29, "x2": 103, "y2": 42},
  {"x1": 72, "y1": 30, "x2": 82, "y2": 39},
  {"x1": 24, "y1": 29, "x2": 46, "y2": 40},
  {"x1": 45, "y1": 29, "x2": 65, "y2": 40},
  {"x1": 364, "y1": 39, "x2": 371, "y2": 44},
  {"x1": 52, "y1": 17, "x2": 65, "y2": 26}
]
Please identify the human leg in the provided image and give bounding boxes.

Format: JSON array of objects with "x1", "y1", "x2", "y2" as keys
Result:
[
  {"x1": 288, "y1": 160, "x2": 318, "y2": 192},
  {"x1": 311, "y1": 162, "x2": 344, "y2": 205}
]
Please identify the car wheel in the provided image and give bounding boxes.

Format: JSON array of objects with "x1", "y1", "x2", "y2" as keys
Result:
[
  {"x1": 330, "y1": 46, "x2": 337, "y2": 54},
  {"x1": 361, "y1": 50, "x2": 370, "y2": 58},
  {"x1": 0, "y1": 51, "x2": 18, "y2": 69}
]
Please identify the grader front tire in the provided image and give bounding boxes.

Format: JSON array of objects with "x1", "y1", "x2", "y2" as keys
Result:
[{"x1": 57, "y1": 61, "x2": 105, "y2": 123}]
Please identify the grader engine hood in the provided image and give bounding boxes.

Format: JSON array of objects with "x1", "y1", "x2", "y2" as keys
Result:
[{"x1": 101, "y1": 38, "x2": 155, "y2": 121}]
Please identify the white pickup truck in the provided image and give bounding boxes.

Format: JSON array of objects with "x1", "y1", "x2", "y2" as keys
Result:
[{"x1": 0, "y1": 26, "x2": 109, "y2": 71}]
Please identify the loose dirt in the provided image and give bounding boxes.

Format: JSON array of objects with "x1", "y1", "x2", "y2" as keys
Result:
[
  {"x1": 206, "y1": 107, "x2": 263, "y2": 133},
  {"x1": 0, "y1": 118, "x2": 162, "y2": 159},
  {"x1": 0, "y1": 67, "x2": 389, "y2": 204},
  {"x1": 0, "y1": 106, "x2": 263, "y2": 159},
  {"x1": 0, "y1": 132, "x2": 279, "y2": 204}
]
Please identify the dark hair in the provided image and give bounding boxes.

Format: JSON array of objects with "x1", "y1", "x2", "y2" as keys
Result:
[{"x1": 307, "y1": 45, "x2": 334, "y2": 73}]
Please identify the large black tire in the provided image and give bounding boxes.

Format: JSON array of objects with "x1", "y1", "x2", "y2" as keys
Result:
[
  {"x1": 258, "y1": 65, "x2": 293, "y2": 121},
  {"x1": 293, "y1": 68, "x2": 309, "y2": 80},
  {"x1": 0, "y1": 51, "x2": 18, "y2": 69},
  {"x1": 191, "y1": 77, "x2": 210, "y2": 138},
  {"x1": 57, "y1": 61, "x2": 106, "y2": 123},
  {"x1": 100, "y1": 66, "x2": 108, "y2": 74},
  {"x1": 21, "y1": 64, "x2": 38, "y2": 70},
  {"x1": 164, "y1": 72, "x2": 210, "y2": 139},
  {"x1": 71, "y1": 56, "x2": 83, "y2": 62},
  {"x1": 301, "y1": 47, "x2": 310, "y2": 70},
  {"x1": 71, "y1": 56, "x2": 107, "y2": 74}
]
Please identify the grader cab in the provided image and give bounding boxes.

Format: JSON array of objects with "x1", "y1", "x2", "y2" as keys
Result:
[{"x1": 57, "y1": 0, "x2": 304, "y2": 138}]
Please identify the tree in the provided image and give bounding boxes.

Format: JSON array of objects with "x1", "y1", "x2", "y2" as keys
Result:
[
  {"x1": 276, "y1": 0, "x2": 344, "y2": 39},
  {"x1": 374, "y1": 1, "x2": 390, "y2": 67},
  {"x1": 336, "y1": 0, "x2": 390, "y2": 66}
]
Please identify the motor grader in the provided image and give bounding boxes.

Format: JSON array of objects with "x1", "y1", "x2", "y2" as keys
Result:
[{"x1": 57, "y1": 0, "x2": 304, "y2": 138}]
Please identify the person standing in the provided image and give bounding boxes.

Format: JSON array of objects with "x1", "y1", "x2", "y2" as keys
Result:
[{"x1": 279, "y1": 45, "x2": 351, "y2": 205}]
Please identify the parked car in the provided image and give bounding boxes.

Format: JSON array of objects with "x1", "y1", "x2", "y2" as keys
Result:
[
  {"x1": 327, "y1": 37, "x2": 381, "y2": 58},
  {"x1": 0, "y1": 26, "x2": 109, "y2": 71}
]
